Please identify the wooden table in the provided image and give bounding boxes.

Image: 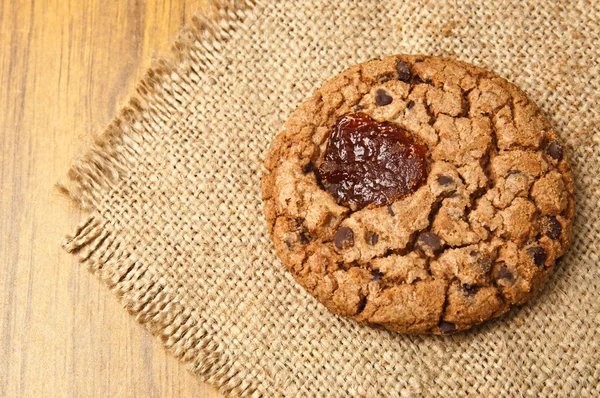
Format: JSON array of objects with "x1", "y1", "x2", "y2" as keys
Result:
[{"x1": 1, "y1": 1, "x2": 222, "y2": 396}]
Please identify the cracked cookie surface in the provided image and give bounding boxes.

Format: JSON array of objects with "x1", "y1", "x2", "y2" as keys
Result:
[{"x1": 261, "y1": 55, "x2": 574, "y2": 335}]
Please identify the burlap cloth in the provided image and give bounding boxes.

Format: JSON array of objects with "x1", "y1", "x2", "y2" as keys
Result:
[{"x1": 62, "y1": 0, "x2": 600, "y2": 396}]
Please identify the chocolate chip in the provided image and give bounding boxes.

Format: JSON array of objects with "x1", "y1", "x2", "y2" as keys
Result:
[
  {"x1": 366, "y1": 231, "x2": 379, "y2": 245},
  {"x1": 375, "y1": 89, "x2": 393, "y2": 106},
  {"x1": 387, "y1": 205, "x2": 395, "y2": 216},
  {"x1": 395, "y1": 60, "x2": 411, "y2": 82},
  {"x1": 546, "y1": 140, "x2": 563, "y2": 161},
  {"x1": 462, "y1": 284, "x2": 479, "y2": 296},
  {"x1": 497, "y1": 266, "x2": 515, "y2": 282},
  {"x1": 302, "y1": 163, "x2": 314, "y2": 173},
  {"x1": 439, "y1": 321, "x2": 456, "y2": 334},
  {"x1": 541, "y1": 216, "x2": 562, "y2": 239},
  {"x1": 415, "y1": 58, "x2": 424, "y2": 63},
  {"x1": 371, "y1": 269, "x2": 384, "y2": 281},
  {"x1": 437, "y1": 175, "x2": 454, "y2": 185},
  {"x1": 416, "y1": 232, "x2": 442, "y2": 254},
  {"x1": 299, "y1": 231, "x2": 310, "y2": 245},
  {"x1": 334, "y1": 227, "x2": 354, "y2": 249},
  {"x1": 527, "y1": 246, "x2": 547, "y2": 267},
  {"x1": 407, "y1": 100, "x2": 415, "y2": 109}
]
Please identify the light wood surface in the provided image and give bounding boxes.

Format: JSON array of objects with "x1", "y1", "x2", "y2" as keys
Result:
[{"x1": 0, "y1": 1, "x2": 222, "y2": 396}]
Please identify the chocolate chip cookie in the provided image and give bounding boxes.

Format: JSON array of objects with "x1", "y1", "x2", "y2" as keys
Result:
[{"x1": 261, "y1": 55, "x2": 574, "y2": 334}]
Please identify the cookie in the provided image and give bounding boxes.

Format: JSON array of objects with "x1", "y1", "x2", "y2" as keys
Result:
[{"x1": 261, "y1": 55, "x2": 574, "y2": 334}]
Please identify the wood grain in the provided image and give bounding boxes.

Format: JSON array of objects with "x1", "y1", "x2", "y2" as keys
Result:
[{"x1": 0, "y1": 0, "x2": 222, "y2": 396}]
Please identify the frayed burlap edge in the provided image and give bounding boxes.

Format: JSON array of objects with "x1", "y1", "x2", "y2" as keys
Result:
[
  {"x1": 59, "y1": 0, "x2": 255, "y2": 212},
  {"x1": 61, "y1": 1, "x2": 259, "y2": 396}
]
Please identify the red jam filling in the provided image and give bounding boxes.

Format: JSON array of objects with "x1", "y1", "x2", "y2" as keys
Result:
[{"x1": 316, "y1": 113, "x2": 428, "y2": 209}]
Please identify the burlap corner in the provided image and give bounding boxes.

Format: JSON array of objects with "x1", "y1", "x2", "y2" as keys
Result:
[{"x1": 62, "y1": 0, "x2": 600, "y2": 396}]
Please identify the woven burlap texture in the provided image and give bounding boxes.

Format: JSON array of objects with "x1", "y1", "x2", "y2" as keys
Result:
[{"x1": 62, "y1": 0, "x2": 600, "y2": 396}]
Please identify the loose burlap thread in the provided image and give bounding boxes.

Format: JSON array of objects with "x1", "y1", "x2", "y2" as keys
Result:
[{"x1": 62, "y1": 0, "x2": 600, "y2": 396}]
